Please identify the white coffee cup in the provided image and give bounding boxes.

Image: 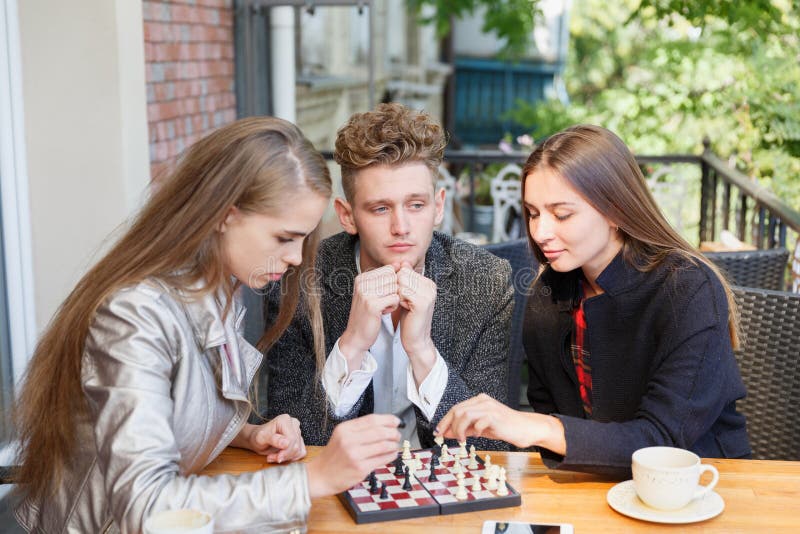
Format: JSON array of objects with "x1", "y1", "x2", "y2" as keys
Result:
[
  {"x1": 631, "y1": 446, "x2": 719, "y2": 511},
  {"x1": 143, "y1": 509, "x2": 214, "y2": 534}
]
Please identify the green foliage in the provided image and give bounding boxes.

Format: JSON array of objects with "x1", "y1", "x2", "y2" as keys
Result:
[
  {"x1": 407, "y1": 0, "x2": 540, "y2": 58},
  {"x1": 509, "y1": 0, "x2": 800, "y2": 213}
]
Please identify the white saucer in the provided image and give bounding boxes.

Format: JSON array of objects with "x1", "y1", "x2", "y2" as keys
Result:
[{"x1": 606, "y1": 480, "x2": 725, "y2": 524}]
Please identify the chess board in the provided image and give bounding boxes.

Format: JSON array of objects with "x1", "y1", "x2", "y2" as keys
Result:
[{"x1": 338, "y1": 447, "x2": 521, "y2": 524}]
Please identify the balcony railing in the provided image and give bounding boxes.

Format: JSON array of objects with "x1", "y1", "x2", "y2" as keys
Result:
[
  {"x1": 321, "y1": 146, "x2": 800, "y2": 290},
  {"x1": 448, "y1": 146, "x2": 798, "y2": 242}
]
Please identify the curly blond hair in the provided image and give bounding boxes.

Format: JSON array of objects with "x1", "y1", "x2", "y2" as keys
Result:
[{"x1": 333, "y1": 103, "x2": 447, "y2": 201}]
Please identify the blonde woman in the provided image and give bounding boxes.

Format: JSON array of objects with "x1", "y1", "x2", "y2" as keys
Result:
[
  {"x1": 437, "y1": 125, "x2": 750, "y2": 477},
  {"x1": 13, "y1": 117, "x2": 401, "y2": 533}
]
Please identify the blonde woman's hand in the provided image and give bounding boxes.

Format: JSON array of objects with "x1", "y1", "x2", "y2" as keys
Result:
[
  {"x1": 232, "y1": 414, "x2": 307, "y2": 463},
  {"x1": 306, "y1": 414, "x2": 401, "y2": 498}
]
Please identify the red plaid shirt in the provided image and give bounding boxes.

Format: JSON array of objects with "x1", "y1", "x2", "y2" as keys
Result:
[{"x1": 570, "y1": 289, "x2": 592, "y2": 416}]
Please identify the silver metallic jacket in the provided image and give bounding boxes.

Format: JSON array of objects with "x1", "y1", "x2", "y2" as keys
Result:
[{"x1": 16, "y1": 280, "x2": 311, "y2": 533}]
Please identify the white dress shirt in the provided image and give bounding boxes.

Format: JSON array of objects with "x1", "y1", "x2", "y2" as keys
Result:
[{"x1": 321, "y1": 244, "x2": 449, "y2": 446}]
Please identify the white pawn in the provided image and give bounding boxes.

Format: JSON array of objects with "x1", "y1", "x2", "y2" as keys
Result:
[
  {"x1": 453, "y1": 459, "x2": 463, "y2": 475},
  {"x1": 455, "y1": 477, "x2": 468, "y2": 500},
  {"x1": 458, "y1": 440, "x2": 468, "y2": 458},
  {"x1": 471, "y1": 475, "x2": 482, "y2": 491},
  {"x1": 440, "y1": 444, "x2": 451, "y2": 462},
  {"x1": 484, "y1": 454, "x2": 492, "y2": 471},
  {"x1": 496, "y1": 467, "x2": 509, "y2": 496},
  {"x1": 456, "y1": 470, "x2": 465, "y2": 482},
  {"x1": 486, "y1": 465, "x2": 498, "y2": 490},
  {"x1": 434, "y1": 435, "x2": 444, "y2": 448},
  {"x1": 402, "y1": 440, "x2": 412, "y2": 460},
  {"x1": 468, "y1": 447, "x2": 479, "y2": 470}
]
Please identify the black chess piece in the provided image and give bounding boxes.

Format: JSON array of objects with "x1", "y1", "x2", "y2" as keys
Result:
[
  {"x1": 379, "y1": 482, "x2": 388, "y2": 499},
  {"x1": 402, "y1": 466, "x2": 412, "y2": 491},
  {"x1": 430, "y1": 454, "x2": 439, "y2": 468},
  {"x1": 428, "y1": 468, "x2": 438, "y2": 482},
  {"x1": 369, "y1": 472, "x2": 378, "y2": 494},
  {"x1": 394, "y1": 455, "x2": 404, "y2": 476}
]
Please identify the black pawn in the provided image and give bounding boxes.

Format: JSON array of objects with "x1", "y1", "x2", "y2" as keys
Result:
[
  {"x1": 368, "y1": 472, "x2": 378, "y2": 494},
  {"x1": 403, "y1": 466, "x2": 412, "y2": 491},
  {"x1": 430, "y1": 454, "x2": 439, "y2": 468},
  {"x1": 379, "y1": 482, "x2": 388, "y2": 499},
  {"x1": 428, "y1": 468, "x2": 438, "y2": 482},
  {"x1": 394, "y1": 456, "x2": 404, "y2": 476}
]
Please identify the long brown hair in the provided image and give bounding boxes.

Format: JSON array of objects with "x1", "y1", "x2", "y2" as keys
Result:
[
  {"x1": 13, "y1": 116, "x2": 331, "y2": 502},
  {"x1": 521, "y1": 124, "x2": 739, "y2": 347}
]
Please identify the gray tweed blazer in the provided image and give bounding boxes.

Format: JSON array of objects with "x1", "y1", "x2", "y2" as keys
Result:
[{"x1": 262, "y1": 231, "x2": 513, "y2": 450}]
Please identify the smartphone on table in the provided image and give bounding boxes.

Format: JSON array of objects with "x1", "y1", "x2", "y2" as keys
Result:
[{"x1": 481, "y1": 520, "x2": 574, "y2": 534}]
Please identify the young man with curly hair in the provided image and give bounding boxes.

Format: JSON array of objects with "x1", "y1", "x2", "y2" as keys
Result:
[{"x1": 261, "y1": 103, "x2": 513, "y2": 449}]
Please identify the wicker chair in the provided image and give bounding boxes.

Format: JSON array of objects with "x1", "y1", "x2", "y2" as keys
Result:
[
  {"x1": 704, "y1": 248, "x2": 789, "y2": 291},
  {"x1": 483, "y1": 239, "x2": 539, "y2": 410},
  {"x1": 732, "y1": 286, "x2": 800, "y2": 460}
]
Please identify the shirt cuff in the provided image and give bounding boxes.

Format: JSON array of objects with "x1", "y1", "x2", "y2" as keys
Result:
[
  {"x1": 321, "y1": 338, "x2": 377, "y2": 416},
  {"x1": 406, "y1": 350, "x2": 448, "y2": 421}
]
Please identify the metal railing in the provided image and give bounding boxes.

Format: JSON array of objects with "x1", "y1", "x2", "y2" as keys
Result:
[{"x1": 321, "y1": 146, "x2": 800, "y2": 252}]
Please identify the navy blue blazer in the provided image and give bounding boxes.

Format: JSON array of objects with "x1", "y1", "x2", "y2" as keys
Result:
[{"x1": 523, "y1": 251, "x2": 751, "y2": 477}]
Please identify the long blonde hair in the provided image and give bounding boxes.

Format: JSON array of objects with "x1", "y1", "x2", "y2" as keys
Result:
[
  {"x1": 13, "y1": 116, "x2": 331, "y2": 502},
  {"x1": 521, "y1": 124, "x2": 739, "y2": 347}
]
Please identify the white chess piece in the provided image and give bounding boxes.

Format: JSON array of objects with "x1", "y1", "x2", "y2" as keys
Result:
[
  {"x1": 486, "y1": 465, "x2": 498, "y2": 490},
  {"x1": 440, "y1": 444, "x2": 451, "y2": 462},
  {"x1": 468, "y1": 449, "x2": 479, "y2": 470},
  {"x1": 402, "y1": 440, "x2": 411, "y2": 460},
  {"x1": 458, "y1": 440, "x2": 468, "y2": 458},
  {"x1": 453, "y1": 459, "x2": 463, "y2": 475},
  {"x1": 471, "y1": 475, "x2": 482, "y2": 491},
  {"x1": 455, "y1": 477, "x2": 468, "y2": 500},
  {"x1": 434, "y1": 435, "x2": 444, "y2": 447},
  {"x1": 484, "y1": 454, "x2": 492, "y2": 471},
  {"x1": 496, "y1": 467, "x2": 509, "y2": 496}
]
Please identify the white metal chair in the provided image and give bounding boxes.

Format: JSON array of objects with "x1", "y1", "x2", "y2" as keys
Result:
[
  {"x1": 436, "y1": 164, "x2": 457, "y2": 235},
  {"x1": 490, "y1": 163, "x2": 523, "y2": 243}
]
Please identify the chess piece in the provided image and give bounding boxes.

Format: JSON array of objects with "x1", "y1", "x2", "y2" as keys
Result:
[
  {"x1": 379, "y1": 482, "x2": 388, "y2": 499},
  {"x1": 428, "y1": 468, "x2": 438, "y2": 482},
  {"x1": 433, "y1": 435, "x2": 443, "y2": 456},
  {"x1": 458, "y1": 440, "x2": 468, "y2": 458},
  {"x1": 440, "y1": 444, "x2": 451, "y2": 462},
  {"x1": 456, "y1": 470, "x2": 465, "y2": 483},
  {"x1": 467, "y1": 448, "x2": 479, "y2": 470},
  {"x1": 430, "y1": 454, "x2": 439, "y2": 468},
  {"x1": 453, "y1": 459, "x2": 463, "y2": 475},
  {"x1": 402, "y1": 439, "x2": 412, "y2": 460},
  {"x1": 403, "y1": 466, "x2": 412, "y2": 491},
  {"x1": 455, "y1": 477, "x2": 468, "y2": 500},
  {"x1": 496, "y1": 467, "x2": 509, "y2": 496},
  {"x1": 368, "y1": 471, "x2": 378, "y2": 494},
  {"x1": 484, "y1": 454, "x2": 492, "y2": 472},
  {"x1": 471, "y1": 475, "x2": 482, "y2": 492},
  {"x1": 394, "y1": 455, "x2": 404, "y2": 476},
  {"x1": 486, "y1": 465, "x2": 498, "y2": 490}
]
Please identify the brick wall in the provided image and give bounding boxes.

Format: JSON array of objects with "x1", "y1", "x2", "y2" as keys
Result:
[{"x1": 143, "y1": 0, "x2": 237, "y2": 179}]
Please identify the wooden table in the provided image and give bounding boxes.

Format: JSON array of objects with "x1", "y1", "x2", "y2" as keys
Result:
[{"x1": 202, "y1": 447, "x2": 800, "y2": 532}]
